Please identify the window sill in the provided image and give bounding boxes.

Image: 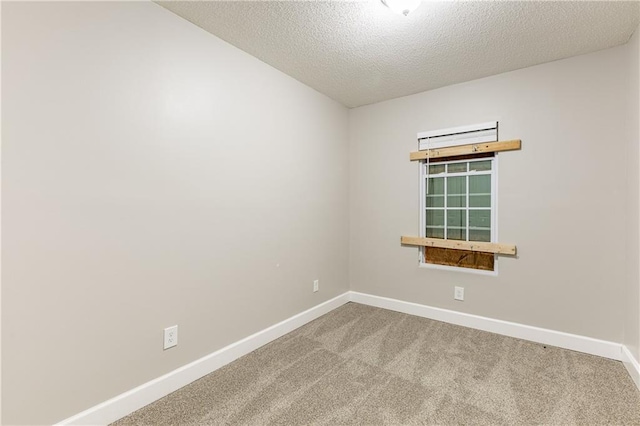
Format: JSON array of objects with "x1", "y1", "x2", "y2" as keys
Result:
[{"x1": 419, "y1": 262, "x2": 498, "y2": 276}]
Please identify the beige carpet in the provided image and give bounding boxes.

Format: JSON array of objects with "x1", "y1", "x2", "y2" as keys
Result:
[{"x1": 113, "y1": 302, "x2": 640, "y2": 425}]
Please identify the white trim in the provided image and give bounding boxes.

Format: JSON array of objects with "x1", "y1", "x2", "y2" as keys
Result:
[
  {"x1": 349, "y1": 292, "x2": 623, "y2": 361},
  {"x1": 419, "y1": 157, "x2": 425, "y2": 263},
  {"x1": 55, "y1": 292, "x2": 351, "y2": 426},
  {"x1": 622, "y1": 345, "x2": 640, "y2": 391},
  {"x1": 419, "y1": 262, "x2": 498, "y2": 276},
  {"x1": 493, "y1": 153, "x2": 499, "y2": 271},
  {"x1": 491, "y1": 155, "x2": 498, "y2": 244}
]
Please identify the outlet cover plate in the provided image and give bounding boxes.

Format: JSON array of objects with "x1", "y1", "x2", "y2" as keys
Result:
[
  {"x1": 164, "y1": 325, "x2": 178, "y2": 350},
  {"x1": 454, "y1": 286, "x2": 464, "y2": 301},
  {"x1": 313, "y1": 279, "x2": 319, "y2": 292}
]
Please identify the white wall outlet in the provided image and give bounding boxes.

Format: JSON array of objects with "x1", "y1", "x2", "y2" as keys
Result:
[
  {"x1": 313, "y1": 279, "x2": 319, "y2": 292},
  {"x1": 163, "y1": 325, "x2": 178, "y2": 350},
  {"x1": 454, "y1": 286, "x2": 464, "y2": 301}
]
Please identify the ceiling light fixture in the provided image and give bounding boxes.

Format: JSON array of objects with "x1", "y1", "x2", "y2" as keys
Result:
[{"x1": 381, "y1": 0, "x2": 422, "y2": 16}]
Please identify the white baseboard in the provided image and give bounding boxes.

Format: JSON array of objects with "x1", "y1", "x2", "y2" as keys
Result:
[
  {"x1": 622, "y1": 345, "x2": 640, "y2": 391},
  {"x1": 56, "y1": 292, "x2": 351, "y2": 426},
  {"x1": 349, "y1": 292, "x2": 623, "y2": 361},
  {"x1": 57, "y1": 290, "x2": 634, "y2": 425}
]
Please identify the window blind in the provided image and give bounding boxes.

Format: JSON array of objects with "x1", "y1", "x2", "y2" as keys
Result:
[{"x1": 418, "y1": 121, "x2": 498, "y2": 151}]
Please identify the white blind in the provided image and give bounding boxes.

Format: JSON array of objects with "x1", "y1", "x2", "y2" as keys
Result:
[{"x1": 418, "y1": 121, "x2": 498, "y2": 151}]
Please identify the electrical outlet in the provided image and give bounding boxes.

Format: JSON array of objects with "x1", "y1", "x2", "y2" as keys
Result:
[
  {"x1": 454, "y1": 286, "x2": 464, "y2": 301},
  {"x1": 313, "y1": 279, "x2": 319, "y2": 292},
  {"x1": 164, "y1": 325, "x2": 178, "y2": 350}
]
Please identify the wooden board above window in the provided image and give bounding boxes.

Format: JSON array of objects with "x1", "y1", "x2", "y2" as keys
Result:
[{"x1": 410, "y1": 139, "x2": 521, "y2": 161}]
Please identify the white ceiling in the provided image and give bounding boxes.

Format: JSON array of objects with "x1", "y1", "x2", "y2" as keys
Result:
[{"x1": 157, "y1": 1, "x2": 640, "y2": 108}]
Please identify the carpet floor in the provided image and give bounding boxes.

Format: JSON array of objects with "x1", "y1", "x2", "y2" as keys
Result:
[{"x1": 113, "y1": 302, "x2": 640, "y2": 425}]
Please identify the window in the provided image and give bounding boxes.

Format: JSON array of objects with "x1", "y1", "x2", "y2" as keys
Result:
[
  {"x1": 423, "y1": 157, "x2": 495, "y2": 242},
  {"x1": 421, "y1": 156, "x2": 497, "y2": 271},
  {"x1": 401, "y1": 121, "x2": 518, "y2": 272}
]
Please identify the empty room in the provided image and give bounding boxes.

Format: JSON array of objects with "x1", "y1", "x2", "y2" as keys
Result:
[{"x1": 2, "y1": 0, "x2": 640, "y2": 424}]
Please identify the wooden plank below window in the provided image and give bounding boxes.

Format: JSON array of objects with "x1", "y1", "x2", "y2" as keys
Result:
[
  {"x1": 425, "y1": 247, "x2": 495, "y2": 271},
  {"x1": 409, "y1": 139, "x2": 521, "y2": 161},
  {"x1": 401, "y1": 236, "x2": 516, "y2": 255}
]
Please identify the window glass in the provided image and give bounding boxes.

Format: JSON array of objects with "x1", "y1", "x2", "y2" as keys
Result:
[
  {"x1": 426, "y1": 228, "x2": 444, "y2": 239},
  {"x1": 468, "y1": 229, "x2": 491, "y2": 242},
  {"x1": 426, "y1": 177, "x2": 444, "y2": 208},
  {"x1": 469, "y1": 210, "x2": 491, "y2": 228},
  {"x1": 427, "y1": 177, "x2": 444, "y2": 194},
  {"x1": 447, "y1": 176, "x2": 466, "y2": 207},
  {"x1": 469, "y1": 160, "x2": 491, "y2": 172},
  {"x1": 428, "y1": 164, "x2": 445, "y2": 174},
  {"x1": 447, "y1": 210, "x2": 466, "y2": 240},
  {"x1": 447, "y1": 162, "x2": 467, "y2": 173},
  {"x1": 426, "y1": 210, "x2": 444, "y2": 227},
  {"x1": 469, "y1": 174, "x2": 490, "y2": 193},
  {"x1": 422, "y1": 157, "x2": 494, "y2": 245},
  {"x1": 469, "y1": 175, "x2": 491, "y2": 207}
]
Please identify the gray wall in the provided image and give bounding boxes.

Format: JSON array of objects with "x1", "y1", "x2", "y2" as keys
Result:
[
  {"x1": 627, "y1": 26, "x2": 640, "y2": 362},
  {"x1": 1, "y1": 2, "x2": 349, "y2": 424},
  {"x1": 349, "y1": 44, "x2": 630, "y2": 342}
]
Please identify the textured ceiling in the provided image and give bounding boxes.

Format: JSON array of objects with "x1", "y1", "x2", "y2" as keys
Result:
[{"x1": 157, "y1": 1, "x2": 640, "y2": 108}]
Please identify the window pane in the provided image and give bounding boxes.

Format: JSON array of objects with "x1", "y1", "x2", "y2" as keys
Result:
[
  {"x1": 447, "y1": 228, "x2": 465, "y2": 240},
  {"x1": 428, "y1": 164, "x2": 445, "y2": 175},
  {"x1": 469, "y1": 210, "x2": 491, "y2": 228},
  {"x1": 426, "y1": 177, "x2": 444, "y2": 207},
  {"x1": 447, "y1": 176, "x2": 466, "y2": 207},
  {"x1": 426, "y1": 210, "x2": 444, "y2": 227},
  {"x1": 469, "y1": 175, "x2": 490, "y2": 194},
  {"x1": 447, "y1": 176, "x2": 466, "y2": 195},
  {"x1": 469, "y1": 229, "x2": 491, "y2": 242},
  {"x1": 426, "y1": 196, "x2": 444, "y2": 208},
  {"x1": 448, "y1": 195, "x2": 466, "y2": 207},
  {"x1": 428, "y1": 177, "x2": 444, "y2": 194},
  {"x1": 426, "y1": 227, "x2": 445, "y2": 239},
  {"x1": 469, "y1": 194, "x2": 490, "y2": 208},
  {"x1": 447, "y1": 210, "x2": 466, "y2": 227},
  {"x1": 447, "y1": 162, "x2": 467, "y2": 173},
  {"x1": 422, "y1": 157, "x2": 495, "y2": 247},
  {"x1": 447, "y1": 209, "x2": 466, "y2": 240},
  {"x1": 469, "y1": 160, "x2": 491, "y2": 172}
]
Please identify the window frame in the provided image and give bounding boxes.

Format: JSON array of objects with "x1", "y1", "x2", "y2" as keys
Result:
[{"x1": 419, "y1": 155, "x2": 499, "y2": 275}]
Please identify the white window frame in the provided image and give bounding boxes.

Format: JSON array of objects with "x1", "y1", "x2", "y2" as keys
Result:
[{"x1": 417, "y1": 122, "x2": 499, "y2": 275}]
